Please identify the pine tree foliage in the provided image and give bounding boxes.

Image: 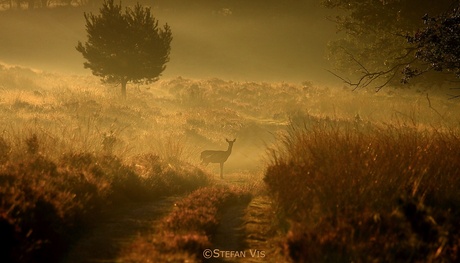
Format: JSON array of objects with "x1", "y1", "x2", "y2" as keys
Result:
[{"x1": 76, "y1": 0, "x2": 172, "y2": 98}]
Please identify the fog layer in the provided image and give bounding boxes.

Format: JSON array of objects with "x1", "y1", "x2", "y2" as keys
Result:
[{"x1": 0, "y1": 2, "x2": 337, "y2": 83}]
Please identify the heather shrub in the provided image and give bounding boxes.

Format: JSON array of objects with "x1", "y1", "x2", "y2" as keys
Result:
[
  {"x1": 163, "y1": 186, "x2": 251, "y2": 233},
  {"x1": 121, "y1": 186, "x2": 252, "y2": 262},
  {"x1": 0, "y1": 136, "x2": 10, "y2": 164},
  {"x1": 133, "y1": 153, "x2": 211, "y2": 197},
  {"x1": 265, "y1": 118, "x2": 460, "y2": 262},
  {"x1": 0, "y1": 141, "x2": 211, "y2": 262},
  {"x1": 0, "y1": 155, "x2": 93, "y2": 262}
]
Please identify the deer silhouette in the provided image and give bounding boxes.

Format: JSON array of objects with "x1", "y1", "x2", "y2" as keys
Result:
[{"x1": 200, "y1": 139, "x2": 236, "y2": 178}]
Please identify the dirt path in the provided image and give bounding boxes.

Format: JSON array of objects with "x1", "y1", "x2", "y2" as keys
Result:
[
  {"x1": 207, "y1": 194, "x2": 282, "y2": 263},
  {"x1": 242, "y1": 195, "x2": 283, "y2": 263},
  {"x1": 198, "y1": 171, "x2": 283, "y2": 263},
  {"x1": 62, "y1": 196, "x2": 179, "y2": 263},
  {"x1": 208, "y1": 204, "x2": 248, "y2": 263},
  {"x1": 62, "y1": 174, "x2": 280, "y2": 263}
]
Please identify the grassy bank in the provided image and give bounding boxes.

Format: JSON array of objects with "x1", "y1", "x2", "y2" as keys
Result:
[
  {"x1": 121, "y1": 185, "x2": 252, "y2": 262},
  {"x1": 265, "y1": 117, "x2": 460, "y2": 262},
  {"x1": 0, "y1": 134, "x2": 210, "y2": 262}
]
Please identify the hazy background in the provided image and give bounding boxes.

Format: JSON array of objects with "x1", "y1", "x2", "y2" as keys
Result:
[{"x1": 0, "y1": 0, "x2": 338, "y2": 84}]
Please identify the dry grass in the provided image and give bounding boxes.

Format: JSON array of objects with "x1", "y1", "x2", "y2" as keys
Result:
[
  {"x1": 0, "y1": 134, "x2": 211, "y2": 262},
  {"x1": 120, "y1": 185, "x2": 252, "y2": 262},
  {"x1": 265, "y1": 117, "x2": 460, "y2": 262},
  {"x1": 1, "y1": 63, "x2": 460, "y2": 262}
]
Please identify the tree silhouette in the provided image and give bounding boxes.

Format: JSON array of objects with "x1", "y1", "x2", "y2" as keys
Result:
[
  {"x1": 404, "y1": 8, "x2": 460, "y2": 83},
  {"x1": 323, "y1": 0, "x2": 458, "y2": 90},
  {"x1": 76, "y1": 0, "x2": 172, "y2": 98}
]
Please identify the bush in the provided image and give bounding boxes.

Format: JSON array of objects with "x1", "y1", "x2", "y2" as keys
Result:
[
  {"x1": 0, "y1": 137, "x2": 10, "y2": 164},
  {"x1": 265, "y1": 119, "x2": 460, "y2": 262},
  {"x1": 0, "y1": 148, "x2": 210, "y2": 262},
  {"x1": 0, "y1": 155, "x2": 92, "y2": 262}
]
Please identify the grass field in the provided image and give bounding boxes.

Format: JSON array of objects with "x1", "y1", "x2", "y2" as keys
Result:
[{"x1": 1, "y1": 63, "x2": 460, "y2": 262}]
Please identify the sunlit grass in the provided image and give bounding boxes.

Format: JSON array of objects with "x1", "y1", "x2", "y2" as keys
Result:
[
  {"x1": 265, "y1": 117, "x2": 460, "y2": 262},
  {"x1": 1, "y1": 64, "x2": 460, "y2": 262}
]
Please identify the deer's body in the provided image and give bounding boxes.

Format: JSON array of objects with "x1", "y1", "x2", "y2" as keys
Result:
[{"x1": 201, "y1": 139, "x2": 236, "y2": 178}]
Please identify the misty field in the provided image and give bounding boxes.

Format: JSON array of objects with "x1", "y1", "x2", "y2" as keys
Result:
[{"x1": 1, "y1": 64, "x2": 460, "y2": 262}]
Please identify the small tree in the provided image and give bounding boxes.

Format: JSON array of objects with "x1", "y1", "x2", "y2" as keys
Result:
[{"x1": 76, "y1": 0, "x2": 172, "y2": 98}]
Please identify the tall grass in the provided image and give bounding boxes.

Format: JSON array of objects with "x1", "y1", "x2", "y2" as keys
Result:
[
  {"x1": 265, "y1": 117, "x2": 460, "y2": 262},
  {"x1": 2, "y1": 64, "x2": 460, "y2": 262},
  {"x1": 0, "y1": 134, "x2": 211, "y2": 263}
]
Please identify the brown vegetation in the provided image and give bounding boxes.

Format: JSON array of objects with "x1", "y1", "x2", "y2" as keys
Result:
[
  {"x1": 265, "y1": 117, "x2": 460, "y2": 262},
  {"x1": 1, "y1": 64, "x2": 460, "y2": 262},
  {"x1": 121, "y1": 186, "x2": 252, "y2": 262},
  {"x1": 0, "y1": 134, "x2": 210, "y2": 262}
]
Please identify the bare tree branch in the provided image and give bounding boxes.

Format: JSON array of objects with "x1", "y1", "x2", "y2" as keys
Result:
[
  {"x1": 448, "y1": 87, "x2": 460, "y2": 99},
  {"x1": 328, "y1": 47, "x2": 420, "y2": 91},
  {"x1": 426, "y1": 93, "x2": 445, "y2": 119}
]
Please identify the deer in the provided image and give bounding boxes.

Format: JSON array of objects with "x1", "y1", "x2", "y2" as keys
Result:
[{"x1": 200, "y1": 139, "x2": 236, "y2": 178}]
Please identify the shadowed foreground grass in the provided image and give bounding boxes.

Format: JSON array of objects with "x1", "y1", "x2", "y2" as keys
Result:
[
  {"x1": 0, "y1": 135, "x2": 210, "y2": 263},
  {"x1": 265, "y1": 118, "x2": 460, "y2": 262},
  {"x1": 120, "y1": 185, "x2": 252, "y2": 262}
]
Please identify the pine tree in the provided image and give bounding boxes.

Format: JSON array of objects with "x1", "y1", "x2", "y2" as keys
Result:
[{"x1": 76, "y1": 0, "x2": 172, "y2": 98}]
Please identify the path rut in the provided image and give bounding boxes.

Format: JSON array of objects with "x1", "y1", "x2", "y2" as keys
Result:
[
  {"x1": 62, "y1": 175, "x2": 280, "y2": 262},
  {"x1": 207, "y1": 195, "x2": 280, "y2": 263},
  {"x1": 62, "y1": 196, "x2": 179, "y2": 263}
]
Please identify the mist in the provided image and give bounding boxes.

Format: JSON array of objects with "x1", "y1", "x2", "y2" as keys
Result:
[
  {"x1": 0, "y1": 1, "x2": 337, "y2": 83},
  {"x1": 2, "y1": 1, "x2": 460, "y2": 262}
]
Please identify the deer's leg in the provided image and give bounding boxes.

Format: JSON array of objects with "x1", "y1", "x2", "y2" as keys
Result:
[{"x1": 220, "y1": 162, "x2": 224, "y2": 179}]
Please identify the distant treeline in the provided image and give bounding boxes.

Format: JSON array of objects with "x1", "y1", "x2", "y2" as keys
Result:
[
  {"x1": 0, "y1": 0, "x2": 90, "y2": 9},
  {"x1": 0, "y1": 0, "x2": 316, "y2": 13}
]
